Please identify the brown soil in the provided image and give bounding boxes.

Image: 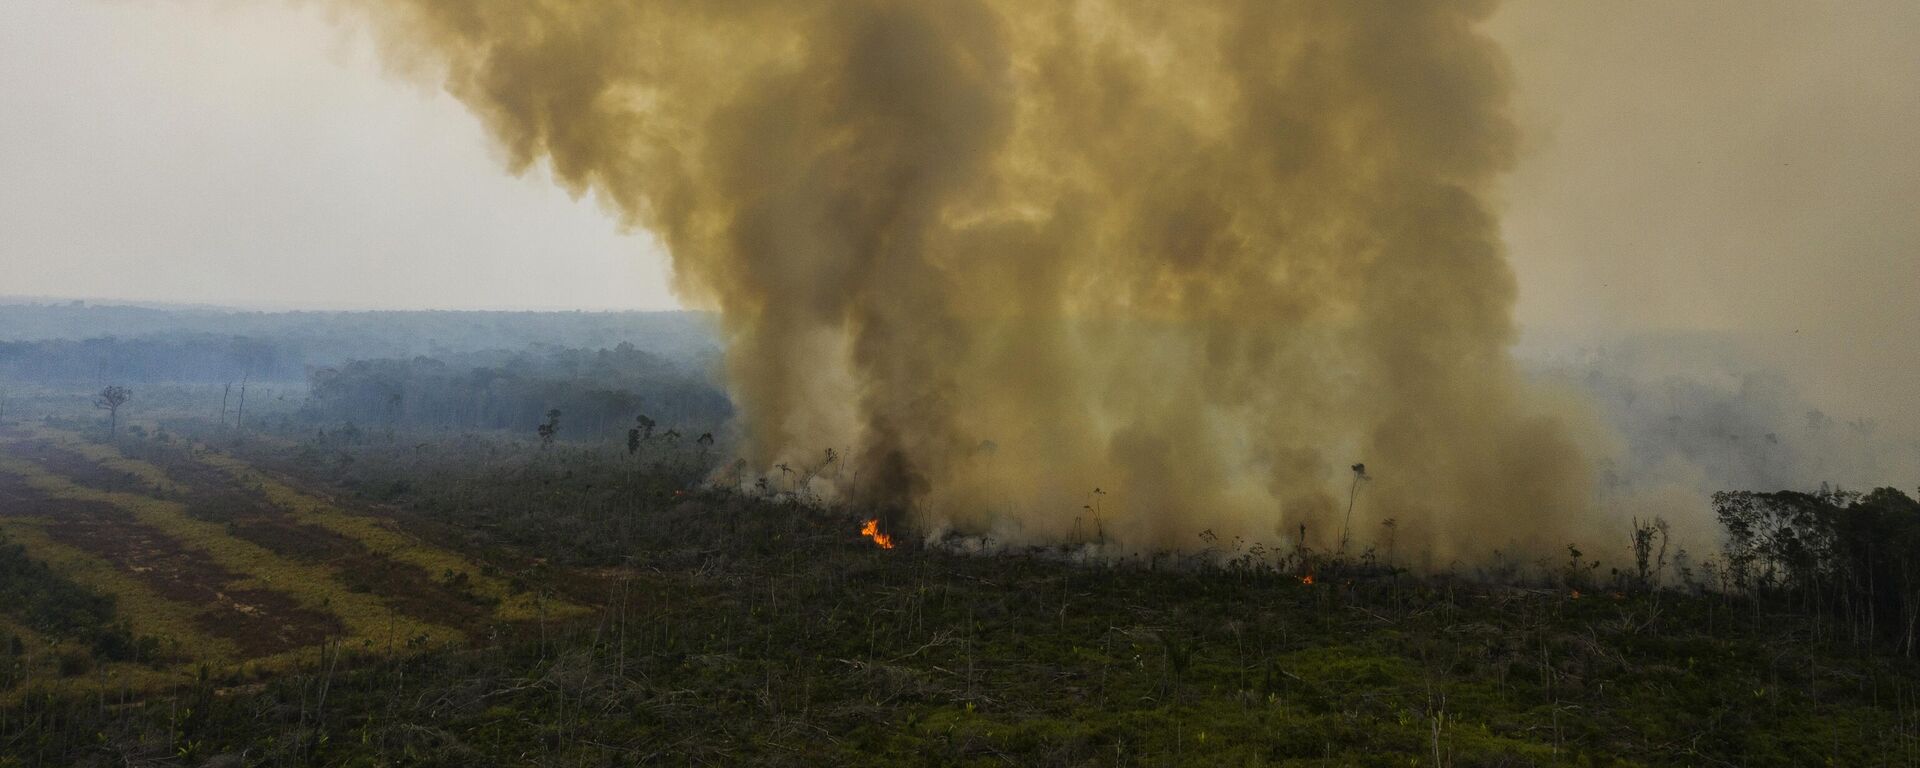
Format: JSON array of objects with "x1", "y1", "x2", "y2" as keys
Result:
[
  {"x1": 29, "y1": 439, "x2": 498, "y2": 635},
  {"x1": 9, "y1": 439, "x2": 159, "y2": 496},
  {"x1": 0, "y1": 470, "x2": 342, "y2": 656}
]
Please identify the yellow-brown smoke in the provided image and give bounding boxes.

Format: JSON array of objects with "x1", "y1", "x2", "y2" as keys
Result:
[{"x1": 337, "y1": 0, "x2": 1591, "y2": 560}]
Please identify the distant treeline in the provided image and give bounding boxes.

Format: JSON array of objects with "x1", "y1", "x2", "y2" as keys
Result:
[
  {"x1": 0, "y1": 302, "x2": 720, "y2": 377},
  {"x1": 0, "y1": 302, "x2": 736, "y2": 438},
  {"x1": 0, "y1": 303, "x2": 721, "y2": 386},
  {"x1": 1715, "y1": 486, "x2": 1920, "y2": 653},
  {"x1": 303, "y1": 344, "x2": 732, "y2": 438},
  {"x1": 0, "y1": 334, "x2": 306, "y2": 384}
]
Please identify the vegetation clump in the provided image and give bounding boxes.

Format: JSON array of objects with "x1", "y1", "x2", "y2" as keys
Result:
[{"x1": 0, "y1": 531, "x2": 162, "y2": 671}]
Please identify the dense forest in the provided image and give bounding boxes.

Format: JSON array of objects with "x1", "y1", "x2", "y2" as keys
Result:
[{"x1": 1714, "y1": 486, "x2": 1920, "y2": 652}]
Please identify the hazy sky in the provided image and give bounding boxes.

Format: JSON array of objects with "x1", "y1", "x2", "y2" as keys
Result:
[
  {"x1": 1489, "y1": 1, "x2": 1920, "y2": 420},
  {"x1": 1, "y1": 2, "x2": 1915, "y2": 348},
  {"x1": 0, "y1": 0, "x2": 676, "y2": 311},
  {"x1": 1494, "y1": 1, "x2": 1919, "y2": 336}
]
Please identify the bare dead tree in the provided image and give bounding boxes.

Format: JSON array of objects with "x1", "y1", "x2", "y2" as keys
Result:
[
  {"x1": 1338, "y1": 462, "x2": 1370, "y2": 555},
  {"x1": 95, "y1": 385, "x2": 131, "y2": 437},
  {"x1": 234, "y1": 372, "x2": 250, "y2": 431}
]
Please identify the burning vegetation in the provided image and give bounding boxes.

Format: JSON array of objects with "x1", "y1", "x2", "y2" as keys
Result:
[
  {"x1": 6, "y1": 0, "x2": 1920, "y2": 763},
  {"x1": 859, "y1": 518, "x2": 895, "y2": 550},
  {"x1": 334, "y1": 0, "x2": 1591, "y2": 560}
]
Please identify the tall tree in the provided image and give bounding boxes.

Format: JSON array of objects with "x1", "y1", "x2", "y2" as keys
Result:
[{"x1": 94, "y1": 386, "x2": 130, "y2": 437}]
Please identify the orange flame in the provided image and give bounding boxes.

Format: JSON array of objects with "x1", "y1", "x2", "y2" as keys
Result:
[
  {"x1": 1570, "y1": 589, "x2": 1582, "y2": 599},
  {"x1": 860, "y1": 519, "x2": 895, "y2": 550},
  {"x1": 1299, "y1": 574, "x2": 1315, "y2": 585}
]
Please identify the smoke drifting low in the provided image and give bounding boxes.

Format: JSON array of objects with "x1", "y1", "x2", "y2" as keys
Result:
[{"x1": 338, "y1": 0, "x2": 1593, "y2": 559}]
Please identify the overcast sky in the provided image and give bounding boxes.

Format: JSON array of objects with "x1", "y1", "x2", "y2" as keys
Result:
[
  {"x1": 1489, "y1": 0, "x2": 1920, "y2": 419},
  {"x1": 1, "y1": 2, "x2": 1915, "y2": 376},
  {"x1": 0, "y1": 0, "x2": 676, "y2": 311}
]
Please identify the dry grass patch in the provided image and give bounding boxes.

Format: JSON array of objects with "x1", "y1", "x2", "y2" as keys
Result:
[
  {"x1": 0, "y1": 458, "x2": 458, "y2": 651},
  {"x1": 0, "y1": 516, "x2": 236, "y2": 664},
  {"x1": 16, "y1": 434, "x2": 508, "y2": 638},
  {"x1": 20, "y1": 426, "x2": 180, "y2": 495},
  {"x1": 194, "y1": 452, "x2": 586, "y2": 622}
]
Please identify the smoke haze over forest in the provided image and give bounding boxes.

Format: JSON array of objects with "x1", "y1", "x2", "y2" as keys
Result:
[
  {"x1": 8, "y1": 7, "x2": 1920, "y2": 764},
  {"x1": 3, "y1": 1, "x2": 1917, "y2": 558}
]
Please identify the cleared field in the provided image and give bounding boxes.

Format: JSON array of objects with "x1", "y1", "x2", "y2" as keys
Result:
[
  {"x1": 0, "y1": 468, "x2": 339, "y2": 656},
  {"x1": 0, "y1": 425, "x2": 570, "y2": 700},
  {"x1": 193, "y1": 449, "x2": 585, "y2": 622},
  {"x1": 0, "y1": 474, "x2": 238, "y2": 662}
]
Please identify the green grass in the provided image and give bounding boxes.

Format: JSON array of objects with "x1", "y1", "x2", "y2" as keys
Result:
[
  {"x1": 26, "y1": 426, "x2": 181, "y2": 495},
  {"x1": 193, "y1": 451, "x2": 582, "y2": 622},
  {"x1": 0, "y1": 458, "x2": 454, "y2": 654},
  {"x1": 0, "y1": 513, "x2": 238, "y2": 669}
]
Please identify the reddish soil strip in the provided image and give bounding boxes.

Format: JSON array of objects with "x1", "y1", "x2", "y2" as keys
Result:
[
  {"x1": 232, "y1": 449, "x2": 606, "y2": 606},
  {"x1": 8, "y1": 442, "x2": 356, "y2": 560},
  {"x1": 8, "y1": 439, "x2": 157, "y2": 496},
  {"x1": 0, "y1": 470, "x2": 342, "y2": 657},
  {"x1": 35, "y1": 441, "x2": 496, "y2": 633}
]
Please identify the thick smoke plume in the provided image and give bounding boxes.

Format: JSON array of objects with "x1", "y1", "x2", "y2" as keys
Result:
[{"x1": 338, "y1": 0, "x2": 1591, "y2": 560}]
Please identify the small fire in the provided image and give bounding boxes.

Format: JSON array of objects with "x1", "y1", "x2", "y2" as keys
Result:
[
  {"x1": 860, "y1": 519, "x2": 895, "y2": 550},
  {"x1": 1299, "y1": 574, "x2": 1315, "y2": 585},
  {"x1": 1570, "y1": 589, "x2": 1582, "y2": 600}
]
